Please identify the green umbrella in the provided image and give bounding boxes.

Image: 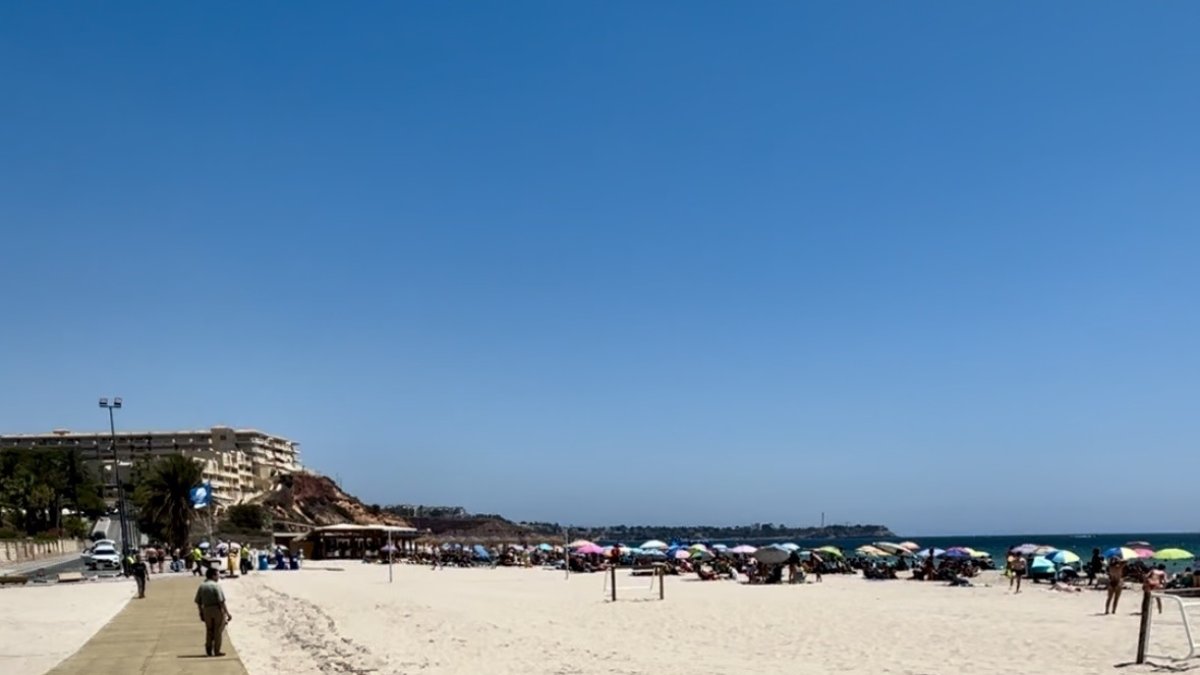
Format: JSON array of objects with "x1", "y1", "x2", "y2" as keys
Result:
[{"x1": 1154, "y1": 548, "x2": 1194, "y2": 561}]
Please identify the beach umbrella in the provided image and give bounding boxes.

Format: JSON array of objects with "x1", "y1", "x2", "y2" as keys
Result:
[
  {"x1": 898, "y1": 541, "x2": 921, "y2": 551},
  {"x1": 916, "y1": 548, "x2": 946, "y2": 559},
  {"x1": 711, "y1": 544, "x2": 729, "y2": 551},
  {"x1": 639, "y1": 549, "x2": 667, "y2": 559},
  {"x1": 1030, "y1": 556, "x2": 1055, "y2": 574},
  {"x1": 1048, "y1": 550, "x2": 1080, "y2": 566},
  {"x1": 970, "y1": 549, "x2": 991, "y2": 559},
  {"x1": 1032, "y1": 545, "x2": 1058, "y2": 557},
  {"x1": 640, "y1": 540, "x2": 669, "y2": 550},
  {"x1": 673, "y1": 549, "x2": 691, "y2": 560},
  {"x1": 856, "y1": 545, "x2": 887, "y2": 557},
  {"x1": 568, "y1": 539, "x2": 596, "y2": 549},
  {"x1": 575, "y1": 544, "x2": 605, "y2": 555},
  {"x1": 730, "y1": 545, "x2": 757, "y2": 554},
  {"x1": 690, "y1": 549, "x2": 714, "y2": 561},
  {"x1": 754, "y1": 545, "x2": 791, "y2": 565},
  {"x1": 816, "y1": 546, "x2": 843, "y2": 558},
  {"x1": 537, "y1": 543, "x2": 553, "y2": 551},
  {"x1": 1010, "y1": 543, "x2": 1039, "y2": 556},
  {"x1": 689, "y1": 543, "x2": 709, "y2": 552},
  {"x1": 381, "y1": 544, "x2": 398, "y2": 553},
  {"x1": 1132, "y1": 548, "x2": 1155, "y2": 559},
  {"x1": 779, "y1": 543, "x2": 800, "y2": 551},
  {"x1": 1102, "y1": 547, "x2": 1138, "y2": 561},
  {"x1": 942, "y1": 548, "x2": 972, "y2": 559},
  {"x1": 873, "y1": 542, "x2": 909, "y2": 556},
  {"x1": 1153, "y1": 548, "x2": 1195, "y2": 561},
  {"x1": 1126, "y1": 541, "x2": 1152, "y2": 548}
]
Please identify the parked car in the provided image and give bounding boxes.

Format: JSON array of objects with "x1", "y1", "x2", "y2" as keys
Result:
[{"x1": 87, "y1": 544, "x2": 121, "y2": 571}]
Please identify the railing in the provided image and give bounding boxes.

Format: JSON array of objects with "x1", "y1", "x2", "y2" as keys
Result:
[{"x1": 1141, "y1": 590, "x2": 1200, "y2": 663}]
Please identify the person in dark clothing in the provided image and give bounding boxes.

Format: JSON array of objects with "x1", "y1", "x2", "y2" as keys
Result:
[
  {"x1": 1087, "y1": 548, "x2": 1103, "y2": 586},
  {"x1": 131, "y1": 555, "x2": 148, "y2": 599}
]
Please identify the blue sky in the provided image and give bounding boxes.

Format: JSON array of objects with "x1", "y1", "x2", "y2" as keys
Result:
[{"x1": 2, "y1": 2, "x2": 1198, "y2": 535}]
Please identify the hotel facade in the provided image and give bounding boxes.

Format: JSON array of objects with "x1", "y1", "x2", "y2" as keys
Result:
[{"x1": 0, "y1": 426, "x2": 302, "y2": 505}]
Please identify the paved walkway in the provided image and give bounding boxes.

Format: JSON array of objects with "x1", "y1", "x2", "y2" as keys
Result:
[{"x1": 48, "y1": 576, "x2": 248, "y2": 675}]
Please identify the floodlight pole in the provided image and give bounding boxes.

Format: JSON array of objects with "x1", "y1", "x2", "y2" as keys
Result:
[{"x1": 99, "y1": 397, "x2": 132, "y2": 564}]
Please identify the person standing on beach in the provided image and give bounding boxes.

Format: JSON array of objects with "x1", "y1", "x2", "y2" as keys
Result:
[
  {"x1": 1087, "y1": 548, "x2": 1102, "y2": 586},
  {"x1": 195, "y1": 568, "x2": 232, "y2": 657},
  {"x1": 1105, "y1": 558, "x2": 1127, "y2": 615},
  {"x1": 1010, "y1": 554, "x2": 1027, "y2": 593},
  {"x1": 1144, "y1": 564, "x2": 1167, "y2": 614}
]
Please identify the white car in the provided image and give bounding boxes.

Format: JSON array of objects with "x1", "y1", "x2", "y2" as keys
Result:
[{"x1": 87, "y1": 544, "x2": 121, "y2": 571}]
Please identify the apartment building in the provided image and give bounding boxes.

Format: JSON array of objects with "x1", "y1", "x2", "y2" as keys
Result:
[{"x1": 0, "y1": 426, "x2": 302, "y2": 505}]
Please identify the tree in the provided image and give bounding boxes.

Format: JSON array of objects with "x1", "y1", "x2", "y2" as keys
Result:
[
  {"x1": 133, "y1": 455, "x2": 204, "y2": 550},
  {"x1": 225, "y1": 504, "x2": 268, "y2": 531}
]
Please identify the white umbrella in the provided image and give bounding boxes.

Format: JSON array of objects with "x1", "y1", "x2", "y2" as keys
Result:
[{"x1": 640, "y1": 540, "x2": 669, "y2": 550}]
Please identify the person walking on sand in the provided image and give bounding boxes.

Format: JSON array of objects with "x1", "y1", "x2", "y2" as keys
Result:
[
  {"x1": 1010, "y1": 554, "x2": 1027, "y2": 593},
  {"x1": 1144, "y1": 563, "x2": 1167, "y2": 614},
  {"x1": 195, "y1": 568, "x2": 232, "y2": 657},
  {"x1": 1105, "y1": 558, "x2": 1127, "y2": 615}
]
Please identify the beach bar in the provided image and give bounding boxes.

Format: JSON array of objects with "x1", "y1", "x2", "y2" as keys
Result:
[{"x1": 292, "y1": 524, "x2": 419, "y2": 560}]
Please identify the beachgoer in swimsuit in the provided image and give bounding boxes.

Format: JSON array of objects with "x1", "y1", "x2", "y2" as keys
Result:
[
  {"x1": 1011, "y1": 554, "x2": 1027, "y2": 593},
  {"x1": 1144, "y1": 564, "x2": 1167, "y2": 614},
  {"x1": 1105, "y1": 558, "x2": 1126, "y2": 615}
]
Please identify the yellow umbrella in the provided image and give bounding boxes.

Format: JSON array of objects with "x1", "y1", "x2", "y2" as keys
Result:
[
  {"x1": 817, "y1": 545, "x2": 844, "y2": 558},
  {"x1": 1154, "y1": 548, "x2": 1195, "y2": 561}
]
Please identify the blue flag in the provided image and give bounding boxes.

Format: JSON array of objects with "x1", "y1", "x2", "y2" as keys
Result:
[{"x1": 189, "y1": 483, "x2": 213, "y2": 509}]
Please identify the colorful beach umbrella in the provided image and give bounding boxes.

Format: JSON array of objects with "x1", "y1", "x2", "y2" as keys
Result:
[
  {"x1": 1030, "y1": 556, "x2": 1055, "y2": 574},
  {"x1": 1048, "y1": 550, "x2": 1080, "y2": 566},
  {"x1": 873, "y1": 542, "x2": 909, "y2": 556},
  {"x1": 1010, "y1": 543, "x2": 1040, "y2": 556},
  {"x1": 916, "y1": 548, "x2": 946, "y2": 558},
  {"x1": 673, "y1": 549, "x2": 691, "y2": 560},
  {"x1": 1032, "y1": 545, "x2": 1058, "y2": 557},
  {"x1": 575, "y1": 543, "x2": 605, "y2": 555},
  {"x1": 1153, "y1": 548, "x2": 1195, "y2": 561},
  {"x1": 1132, "y1": 548, "x2": 1155, "y2": 559},
  {"x1": 856, "y1": 545, "x2": 887, "y2": 557},
  {"x1": 753, "y1": 545, "x2": 791, "y2": 565},
  {"x1": 1102, "y1": 547, "x2": 1138, "y2": 561},
  {"x1": 817, "y1": 546, "x2": 844, "y2": 558},
  {"x1": 568, "y1": 539, "x2": 596, "y2": 549},
  {"x1": 689, "y1": 543, "x2": 709, "y2": 552},
  {"x1": 942, "y1": 548, "x2": 972, "y2": 559}
]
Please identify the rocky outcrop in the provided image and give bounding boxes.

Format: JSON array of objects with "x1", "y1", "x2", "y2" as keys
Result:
[{"x1": 259, "y1": 473, "x2": 411, "y2": 532}]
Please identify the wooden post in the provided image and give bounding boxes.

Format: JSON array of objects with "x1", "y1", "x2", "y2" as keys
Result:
[
  {"x1": 658, "y1": 566, "x2": 664, "y2": 600},
  {"x1": 1136, "y1": 590, "x2": 1153, "y2": 664},
  {"x1": 610, "y1": 565, "x2": 617, "y2": 602}
]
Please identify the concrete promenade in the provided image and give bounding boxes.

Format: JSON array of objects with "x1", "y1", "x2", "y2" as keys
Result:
[{"x1": 47, "y1": 575, "x2": 248, "y2": 675}]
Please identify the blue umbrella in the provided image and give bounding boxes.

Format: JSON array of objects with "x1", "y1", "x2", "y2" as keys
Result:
[
  {"x1": 537, "y1": 543, "x2": 553, "y2": 551},
  {"x1": 916, "y1": 548, "x2": 946, "y2": 558},
  {"x1": 1029, "y1": 556, "x2": 1055, "y2": 573},
  {"x1": 472, "y1": 545, "x2": 491, "y2": 560},
  {"x1": 942, "y1": 549, "x2": 971, "y2": 559}
]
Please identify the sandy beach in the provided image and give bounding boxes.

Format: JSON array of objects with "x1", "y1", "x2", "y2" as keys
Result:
[
  {"x1": 219, "y1": 563, "x2": 1188, "y2": 675},
  {"x1": 0, "y1": 580, "x2": 132, "y2": 675}
]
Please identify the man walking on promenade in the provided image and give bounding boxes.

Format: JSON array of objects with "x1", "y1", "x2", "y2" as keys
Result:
[
  {"x1": 194, "y1": 568, "x2": 232, "y2": 657},
  {"x1": 131, "y1": 553, "x2": 148, "y2": 599}
]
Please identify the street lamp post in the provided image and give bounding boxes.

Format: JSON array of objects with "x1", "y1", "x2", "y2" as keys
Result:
[{"x1": 98, "y1": 397, "x2": 132, "y2": 563}]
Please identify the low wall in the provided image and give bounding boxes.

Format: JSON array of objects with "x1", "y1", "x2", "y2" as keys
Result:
[{"x1": 0, "y1": 538, "x2": 82, "y2": 564}]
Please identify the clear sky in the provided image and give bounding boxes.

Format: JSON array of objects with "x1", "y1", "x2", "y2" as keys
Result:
[{"x1": 2, "y1": 2, "x2": 1198, "y2": 536}]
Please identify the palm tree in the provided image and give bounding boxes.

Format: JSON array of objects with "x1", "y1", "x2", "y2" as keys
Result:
[{"x1": 134, "y1": 455, "x2": 204, "y2": 550}]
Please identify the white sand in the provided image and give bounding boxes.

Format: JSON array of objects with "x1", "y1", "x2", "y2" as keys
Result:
[
  {"x1": 224, "y1": 563, "x2": 1188, "y2": 675},
  {"x1": 0, "y1": 580, "x2": 132, "y2": 675}
]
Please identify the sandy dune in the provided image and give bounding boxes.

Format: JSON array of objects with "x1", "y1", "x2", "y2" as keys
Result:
[
  {"x1": 222, "y1": 563, "x2": 1191, "y2": 675},
  {"x1": 0, "y1": 580, "x2": 132, "y2": 675}
]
